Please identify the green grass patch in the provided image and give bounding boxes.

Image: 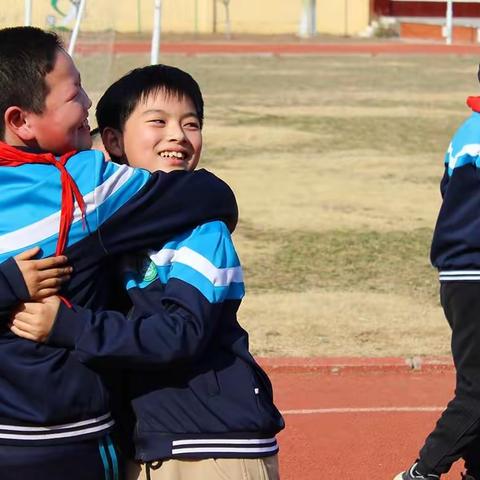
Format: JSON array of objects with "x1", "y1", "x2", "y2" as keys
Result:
[{"x1": 239, "y1": 225, "x2": 437, "y2": 301}]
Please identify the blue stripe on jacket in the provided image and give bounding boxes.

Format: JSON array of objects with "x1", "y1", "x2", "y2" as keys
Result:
[
  {"x1": 125, "y1": 221, "x2": 245, "y2": 303},
  {"x1": 445, "y1": 112, "x2": 480, "y2": 176},
  {"x1": 0, "y1": 150, "x2": 150, "y2": 262}
]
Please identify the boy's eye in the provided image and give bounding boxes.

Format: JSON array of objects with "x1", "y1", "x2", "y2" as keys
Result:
[
  {"x1": 67, "y1": 90, "x2": 80, "y2": 101},
  {"x1": 149, "y1": 119, "x2": 166, "y2": 125},
  {"x1": 184, "y1": 122, "x2": 200, "y2": 130}
]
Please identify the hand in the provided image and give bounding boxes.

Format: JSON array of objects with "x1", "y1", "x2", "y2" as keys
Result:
[
  {"x1": 14, "y1": 247, "x2": 72, "y2": 300},
  {"x1": 10, "y1": 296, "x2": 61, "y2": 342}
]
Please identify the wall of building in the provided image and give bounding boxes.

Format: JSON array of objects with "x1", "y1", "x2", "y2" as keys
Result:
[
  {"x1": 0, "y1": 0, "x2": 372, "y2": 36},
  {"x1": 317, "y1": 0, "x2": 371, "y2": 36}
]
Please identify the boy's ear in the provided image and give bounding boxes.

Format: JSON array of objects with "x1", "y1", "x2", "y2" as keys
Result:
[
  {"x1": 101, "y1": 127, "x2": 125, "y2": 160},
  {"x1": 3, "y1": 106, "x2": 36, "y2": 142}
]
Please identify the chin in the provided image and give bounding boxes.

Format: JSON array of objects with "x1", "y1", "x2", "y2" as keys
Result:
[{"x1": 77, "y1": 139, "x2": 93, "y2": 151}]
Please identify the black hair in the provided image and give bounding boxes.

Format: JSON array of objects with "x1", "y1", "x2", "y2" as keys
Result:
[
  {"x1": 96, "y1": 64, "x2": 204, "y2": 136},
  {"x1": 0, "y1": 26, "x2": 63, "y2": 139}
]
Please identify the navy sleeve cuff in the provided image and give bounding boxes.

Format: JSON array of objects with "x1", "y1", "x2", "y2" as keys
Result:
[
  {"x1": 47, "y1": 302, "x2": 88, "y2": 348},
  {"x1": 0, "y1": 257, "x2": 30, "y2": 307}
]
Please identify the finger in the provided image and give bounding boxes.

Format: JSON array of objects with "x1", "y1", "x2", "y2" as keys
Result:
[
  {"x1": 14, "y1": 304, "x2": 42, "y2": 319},
  {"x1": 10, "y1": 324, "x2": 38, "y2": 342},
  {"x1": 12, "y1": 318, "x2": 37, "y2": 331},
  {"x1": 38, "y1": 275, "x2": 71, "y2": 289},
  {"x1": 42, "y1": 295, "x2": 61, "y2": 304},
  {"x1": 13, "y1": 311, "x2": 35, "y2": 323},
  {"x1": 37, "y1": 267, "x2": 73, "y2": 281},
  {"x1": 33, "y1": 288, "x2": 60, "y2": 299},
  {"x1": 34, "y1": 256, "x2": 70, "y2": 271},
  {"x1": 14, "y1": 246, "x2": 41, "y2": 261}
]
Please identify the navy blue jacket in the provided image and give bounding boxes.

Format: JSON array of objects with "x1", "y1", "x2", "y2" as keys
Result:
[
  {"x1": 431, "y1": 110, "x2": 480, "y2": 280},
  {"x1": 43, "y1": 220, "x2": 285, "y2": 461},
  {"x1": 0, "y1": 149, "x2": 237, "y2": 445}
]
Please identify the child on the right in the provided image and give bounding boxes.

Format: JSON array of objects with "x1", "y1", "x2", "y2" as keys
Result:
[
  {"x1": 12, "y1": 64, "x2": 285, "y2": 480},
  {"x1": 394, "y1": 88, "x2": 480, "y2": 479}
]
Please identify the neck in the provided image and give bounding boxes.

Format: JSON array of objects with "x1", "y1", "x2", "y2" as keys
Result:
[{"x1": 3, "y1": 130, "x2": 32, "y2": 149}]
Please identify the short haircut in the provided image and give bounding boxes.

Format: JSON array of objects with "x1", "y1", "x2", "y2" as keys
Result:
[
  {"x1": 0, "y1": 26, "x2": 63, "y2": 139},
  {"x1": 96, "y1": 64, "x2": 204, "y2": 135}
]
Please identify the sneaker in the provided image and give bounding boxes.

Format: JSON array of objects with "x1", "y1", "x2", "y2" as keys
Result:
[{"x1": 393, "y1": 463, "x2": 440, "y2": 480}]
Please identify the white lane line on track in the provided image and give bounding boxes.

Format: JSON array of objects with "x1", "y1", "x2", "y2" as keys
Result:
[{"x1": 282, "y1": 406, "x2": 445, "y2": 415}]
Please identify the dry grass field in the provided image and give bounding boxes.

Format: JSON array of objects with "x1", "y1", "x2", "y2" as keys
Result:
[{"x1": 77, "y1": 52, "x2": 480, "y2": 357}]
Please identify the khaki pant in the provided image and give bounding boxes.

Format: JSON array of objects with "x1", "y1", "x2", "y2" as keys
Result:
[{"x1": 126, "y1": 455, "x2": 279, "y2": 480}]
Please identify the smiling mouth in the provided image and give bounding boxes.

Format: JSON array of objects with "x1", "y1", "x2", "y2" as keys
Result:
[{"x1": 159, "y1": 151, "x2": 187, "y2": 159}]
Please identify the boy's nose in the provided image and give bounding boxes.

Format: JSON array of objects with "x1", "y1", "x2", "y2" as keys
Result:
[
  {"x1": 82, "y1": 88, "x2": 92, "y2": 109},
  {"x1": 166, "y1": 124, "x2": 186, "y2": 142}
]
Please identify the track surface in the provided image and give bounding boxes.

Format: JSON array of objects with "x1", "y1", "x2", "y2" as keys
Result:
[
  {"x1": 260, "y1": 357, "x2": 464, "y2": 480},
  {"x1": 75, "y1": 41, "x2": 480, "y2": 56}
]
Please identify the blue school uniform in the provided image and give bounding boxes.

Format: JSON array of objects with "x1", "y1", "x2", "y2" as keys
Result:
[
  {"x1": 0, "y1": 149, "x2": 236, "y2": 477},
  {"x1": 40, "y1": 220, "x2": 285, "y2": 462}
]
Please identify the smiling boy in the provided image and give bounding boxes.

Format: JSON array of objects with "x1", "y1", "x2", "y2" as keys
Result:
[
  {"x1": 4, "y1": 49, "x2": 93, "y2": 154},
  {"x1": 11, "y1": 64, "x2": 284, "y2": 480},
  {"x1": 0, "y1": 27, "x2": 237, "y2": 480}
]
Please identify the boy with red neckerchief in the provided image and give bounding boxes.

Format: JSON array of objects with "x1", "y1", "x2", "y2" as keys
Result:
[
  {"x1": 0, "y1": 26, "x2": 236, "y2": 480},
  {"x1": 394, "y1": 75, "x2": 480, "y2": 480}
]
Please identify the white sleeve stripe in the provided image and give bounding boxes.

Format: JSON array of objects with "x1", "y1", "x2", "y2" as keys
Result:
[
  {"x1": 0, "y1": 165, "x2": 135, "y2": 254},
  {"x1": 172, "y1": 437, "x2": 276, "y2": 446},
  {"x1": 92, "y1": 164, "x2": 136, "y2": 210},
  {"x1": 172, "y1": 446, "x2": 278, "y2": 455},
  {"x1": 150, "y1": 246, "x2": 244, "y2": 286},
  {"x1": 439, "y1": 270, "x2": 480, "y2": 275},
  {"x1": 0, "y1": 420, "x2": 114, "y2": 441}
]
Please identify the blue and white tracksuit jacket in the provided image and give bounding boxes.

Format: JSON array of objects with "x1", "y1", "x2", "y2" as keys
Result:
[
  {"x1": 0, "y1": 149, "x2": 237, "y2": 446},
  {"x1": 431, "y1": 110, "x2": 480, "y2": 278},
  {"x1": 43, "y1": 220, "x2": 285, "y2": 462}
]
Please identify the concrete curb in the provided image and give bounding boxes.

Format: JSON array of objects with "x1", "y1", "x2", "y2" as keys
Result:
[{"x1": 256, "y1": 356, "x2": 454, "y2": 374}]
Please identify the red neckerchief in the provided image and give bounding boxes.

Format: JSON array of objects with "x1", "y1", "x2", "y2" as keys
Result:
[
  {"x1": 0, "y1": 141, "x2": 86, "y2": 256},
  {"x1": 467, "y1": 96, "x2": 480, "y2": 112}
]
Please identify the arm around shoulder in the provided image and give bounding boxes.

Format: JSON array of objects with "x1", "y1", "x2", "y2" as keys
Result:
[{"x1": 95, "y1": 166, "x2": 238, "y2": 257}]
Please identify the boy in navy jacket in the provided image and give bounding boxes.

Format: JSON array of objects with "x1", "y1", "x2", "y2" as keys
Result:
[
  {"x1": 0, "y1": 26, "x2": 236, "y2": 480},
  {"x1": 395, "y1": 94, "x2": 480, "y2": 480},
  {"x1": 11, "y1": 65, "x2": 285, "y2": 480}
]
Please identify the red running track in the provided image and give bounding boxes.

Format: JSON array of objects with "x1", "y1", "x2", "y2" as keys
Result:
[
  {"x1": 259, "y1": 357, "x2": 465, "y2": 480},
  {"x1": 74, "y1": 41, "x2": 480, "y2": 56}
]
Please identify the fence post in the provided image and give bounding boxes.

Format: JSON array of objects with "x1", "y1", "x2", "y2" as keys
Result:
[
  {"x1": 24, "y1": 0, "x2": 32, "y2": 26},
  {"x1": 68, "y1": 0, "x2": 87, "y2": 57},
  {"x1": 445, "y1": 0, "x2": 453, "y2": 45},
  {"x1": 151, "y1": 0, "x2": 162, "y2": 65}
]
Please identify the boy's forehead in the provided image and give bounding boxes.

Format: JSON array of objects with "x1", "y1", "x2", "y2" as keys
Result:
[
  {"x1": 47, "y1": 48, "x2": 80, "y2": 84},
  {"x1": 135, "y1": 90, "x2": 197, "y2": 115},
  {"x1": 141, "y1": 88, "x2": 184, "y2": 105}
]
